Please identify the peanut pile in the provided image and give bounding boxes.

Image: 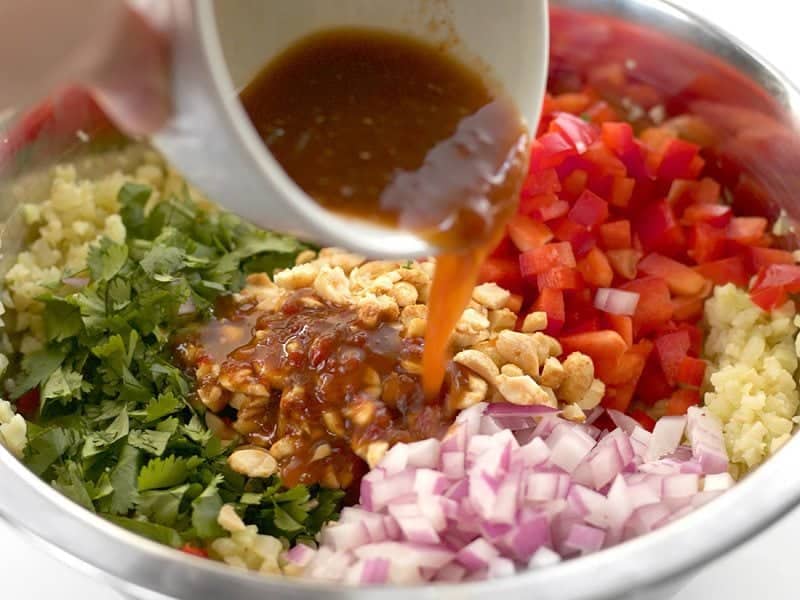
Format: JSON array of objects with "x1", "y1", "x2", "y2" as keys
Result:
[{"x1": 185, "y1": 249, "x2": 605, "y2": 486}]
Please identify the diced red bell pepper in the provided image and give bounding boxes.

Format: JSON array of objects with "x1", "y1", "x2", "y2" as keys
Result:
[
  {"x1": 638, "y1": 252, "x2": 709, "y2": 296},
  {"x1": 598, "y1": 220, "x2": 632, "y2": 250},
  {"x1": 529, "y1": 133, "x2": 577, "y2": 170},
  {"x1": 507, "y1": 216, "x2": 554, "y2": 252},
  {"x1": 727, "y1": 217, "x2": 768, "y2": 246},
  {"x1": 749, "y1": 247, "x2": 795, "y2": 271},
  {"x1": 668, "y1": 178, "x2": 722, "y2": 213},
  {"x1": 549, "y1": 112, "x2": 599, "y2": 153},
  {"x1": 585, "y1": 101, "x2": 620, "y2": 124},
  {"x1": 602, "y1": 382, "x2": 637, "y2": 413},
  {"x1": 577, "y1": 247, "x2": 614, "y2": 288},
  {"x1": 749, "y1": 264, "x2": 800, "y2": 310},
  {"x1": 537, "y1": 267, "x2": 582, "y2": 291},
  {"x1": 609, "y1": 176, "x2": 635, "y2": 208},
  {"x1": 675, "y1": 322, "x2": 704, "y2": 356},
  {"x1": 181, "y1": 544, "x2": 209, "y2": 558},
  {"x1": 520, "y1": 192, "x2": 570, "y2": 222},
  {"x1": 627, "y1": 409, "x2": 656, "y2": 432},
  {"x1": 694, "y1": 256, "x2": 750, "y2": 287},
  {"x1": 666, "y1": 389, "x2": 701, "y2": 416},
  {"x1": 749, "y1": 285, "x2": 788, "y2": 311},
  {"x1": 655, "y1": 330, "x2": 691, "y2": 383},
  {"x1": 479, "y1": 257, "x2": 523, "y2": 294},
  {"x1": 635, "y1": 200, "x2": 685, "y2": 256},
  {"x1": 551, "y1": 217, "x2": 593, "y2": 250},
  {"x1": 656, "y1": 138, "x2": 701, "y2": 180},
  {"x1": 689, "y1": 223, "x2": 727, "y2": 263},
  {"x1": 601, "y1": 121, "x2": 635, "y2": 153},
  {"x1": 489, "y1": 235, "x2": 517, "y2": 259},
  {"x1": 532, "y1": 288, "x2": 565, "y2": 335},
  {"x1": 560, "y1": 329, "x2": 628, "y2": 363},
  {"x1": 594, "y1": 340, "x2": 647, "y2": 384},
  {"x1": 621, "y1": 276, "x2": 673, "y2": 335},
  {"x1": 14, "y1": 388, "x2": 41, "y2": 419},
  {"x1": 521, "y1": 167, "x2": 561, "y2": 198},
  {"x1": 551, "y1": 93, "x2": 592, "y2": 114},
  {"x1": 751, "y1": 264, "x2": 800, "y2": 292},
  {"x1": 671, "y1": 293, "x2": 706, "y2": 322},
  {"x1": 561, "y1": 169, "x2": 588, "y2": 200},
  {"x1": 636, "y1": 357, "x2": 674, "y2": 406},
  {"x1": 600, "y1": 121, "x2": 642, "y2": 172},
  {"x1": 606, "y1": 248, "x2": 643, "y2": 280},
  {"x1": 605, "y1": 313, "x2": 633, "y2": 347},
  {"x1": 681, "y1": 204, "x2": 732, "y2": 228},
  {"x1": 581, "y1": 144, "x2": 627, "y2": 178},
  {"x1": 676, "y1": 356, "x2": 706, "y2": 388},
  {"x1": 568, "y1": 189, "x2": 609, "y2": 227},
  {"x1": 519, "y1": 242, "x2": 576, "y2": 278}
]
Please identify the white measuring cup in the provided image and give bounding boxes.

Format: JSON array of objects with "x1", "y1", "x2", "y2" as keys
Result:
[{"x1": 150, "y1": 0, "x2": 549, "y2": 259}]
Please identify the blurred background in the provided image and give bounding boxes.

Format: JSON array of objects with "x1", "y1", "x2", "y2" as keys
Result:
[{"x1": 0, "y1": 1, "x2": 797, "y2": 598}]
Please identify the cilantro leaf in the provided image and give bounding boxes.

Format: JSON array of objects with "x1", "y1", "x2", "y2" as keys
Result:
[
  {"x1": 53, "y1": 461, "x2": 95, "y2": 512},
  {"x1": 140, "y1": 244, "x2": 185, "y2": 281},
  {"x1": 13, "y1": 347, "x2": 66, "y2": 398},
  {"x1": 192, "y1": 475, "x2": 225, "y2": 539},
  {"x1": 39, "y1": 296, "x2": 82, "y2": 342},
  {"x1": 25, "y1": 427, "x2": 78, "y2": 476},
  {"x1": 144, "y1": 392, "x2": 182, "y2": 423},
  {"x1": 136, "y1": 484, "x2": 190, "y2": 527},
  {"x1": 82, "y1": 408, "x2": 129, "y2": 458},
  {"x1": 128, "y1": 429, "x2": 172, "y2": 457},
  {"x1": 104, "y1": 515, "x2": 183, "y2": 548},
  {"x1": 41, "y1": 367, "x2": 84, "y2": 405},
  {"x1": 108, "y1": 444, "x2": 141, "y2": 514},
  {"x1": 138, "y1": 456, "x2": 191, "y2": 491},
  {"x1": 87, "y1": 237, "x2": 128, "y2": 282}
]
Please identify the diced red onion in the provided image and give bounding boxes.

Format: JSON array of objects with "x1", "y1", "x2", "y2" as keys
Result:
[
  {"x1": 662, "y1": 473, "x2": 700, "y2": 498},
  {"x1": 345, "y1": 558, "x2": 390, "y2": 585},
  {"x1": 284, "y1": 543, "x2": 315, "y2": 567},
  {"x1": 435, "y1": 562, "x2": 467, "y2": 582},
  {"x1": 405, "y1": 439, "x2": 441, "y2": 469},
  {"x1": 594, "y1": 287, "x2": 640, "y2": 316},
  {"x1": 321, "y1": 521, "x2": 370, "y2": 552},
  {"x1": 562, "y1": 523, "x2": 605, "y2": 555},
  {"x1": 528, "y1": 546, "x2": 561, "y2": 569},
  {"x1": 703, "y1": 472, "x2": 735, "y2": 492},
  {"x1": 645, "y1": 416, "x2": 686, "y2": 462},
  {"x1": 455, "y1": 538, "x2": 499, "y2": 570},
  {"x1": 303, "y1": 404, "x2": 730, "y2": 584},
  {"x1": 487, "y1": 557, "x2": 516, "y2": 578},
  {"x1": 414, "y1": 469, "x2": 449, "y2": 497},
  {"x1": 547, "y1": 424, "x2": 596, "y2": 473},
  {"x1": 608, "y1": 409, "x2": 640, "y2": 434},
  {"x1": 686, "y1": 406, "x2": 729, "y2": 474}
]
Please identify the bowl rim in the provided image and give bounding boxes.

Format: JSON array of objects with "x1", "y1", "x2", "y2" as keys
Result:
[{"x1": 2, "y1": 1, "x2": 800, "y2": 599}]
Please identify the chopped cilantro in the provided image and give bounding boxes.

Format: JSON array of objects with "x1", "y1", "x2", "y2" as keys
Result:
[{"x1": 13, "y1": 183, "x2": 340, "y2": 548}]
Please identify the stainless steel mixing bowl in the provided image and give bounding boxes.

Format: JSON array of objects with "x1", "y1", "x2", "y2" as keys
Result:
[{"x1": 1, "y1": 1, "x2": 799, "y2": 599}]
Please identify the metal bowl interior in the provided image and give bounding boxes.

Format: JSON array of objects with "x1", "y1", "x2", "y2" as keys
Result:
[{"x1": 2, "y1": 2, "x2": 800, "y2": 599}]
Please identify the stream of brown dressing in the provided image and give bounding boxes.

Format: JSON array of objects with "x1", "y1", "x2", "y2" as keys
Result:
[{"x1": 240, "y1": 28, "x2": 529, "y2": 398}]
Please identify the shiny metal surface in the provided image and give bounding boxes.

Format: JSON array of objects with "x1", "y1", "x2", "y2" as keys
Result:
[{"x1": 0, "y1": 1, "x2": 799, "y2": 599}]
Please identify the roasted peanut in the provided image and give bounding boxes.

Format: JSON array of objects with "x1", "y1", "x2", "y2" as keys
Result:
[{"x1": 228, "y1": 447, "x2": 278, "y2": 478}]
